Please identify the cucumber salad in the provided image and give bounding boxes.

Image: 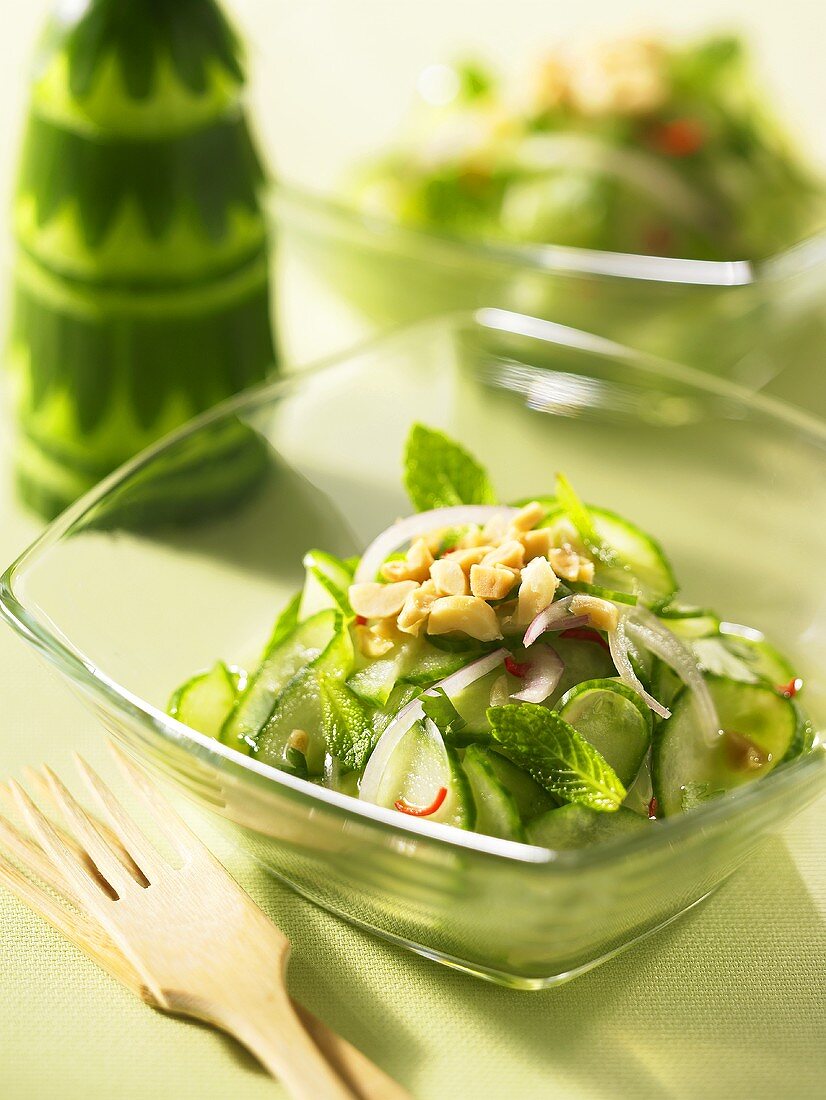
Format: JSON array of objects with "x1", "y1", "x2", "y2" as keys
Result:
[{"x1": 169, "y1": 425, "x2": 814, "y2": 848}]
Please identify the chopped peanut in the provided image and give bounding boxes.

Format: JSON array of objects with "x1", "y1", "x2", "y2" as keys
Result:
[
  {"x1": 482, "y1": 540, "x2": 525, "y2": 570},
  {"x1": 381, "y1": 538, "x2": 434, "y2": 583},
  {"x1": 470, "y1": 563, "x2": 518, "y2": 601},
  {"x1": 349, "y1": 580, "x2": 418, "y2": 619},
  {"x1": 427, "y1": 595, "x2": 503, "y2": 642},
  {"x1": 481, "y1": 514, "x2": 511, "y2": 544},
  {"x1": 430, "y1": 557, "x2": 470, "y2": 597},
  {"x1": 448, "y1": 546, "x2": 494, "y2": 572},
  {"x1": 495, "y1": 598, "x2": 519, "y2": 635},
  {"x1": 516, "y1": 556, "x2": 560, "y2": 626},
  {"x1": 397, "y1": 579, "x2": 438, "y2": 636},
  {"x1": 510, "y1": 501, "x2": 546, "y2": 532},
  {"x1": 570, "y1": 593, "x2": 618, "y2": 632},
  {"x1": 355, "y1": 623, "x2": 396, "y2": 658},
  {"x1": 520, "y1": 528, "x2": 553, "y2": 562},
  {"x1": 287, "y1": 728, "x2": 309, "y2": 753},
  {"x1": 548, "y1": 543, "x2": 594, "y2": 583}
]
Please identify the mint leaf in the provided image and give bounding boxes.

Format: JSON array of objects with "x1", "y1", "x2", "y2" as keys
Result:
[
  {"x1": 404, "y1": 424, "x2": 496, "y2": 512},
  {"x1": 320, "y1": 678, "x2": 374, "y2": 770},
  {"x1": 487, "y1": 704, "x2": 626, "y2": 812},
  {"x1": 420, "y1": 688, "x2": 467, "y2": 740}
]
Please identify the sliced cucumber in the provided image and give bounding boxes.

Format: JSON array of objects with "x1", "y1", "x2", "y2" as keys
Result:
[
  {"x1": 451, "y1": 668, "x2": 505, "y2": 736},
  {"x1": 370, "y1": 720, "x2": 475, "y2": 829},
  {"x1": 169, "y1": 661, "x2": 240, "y2": 741},
  {"x1": 256, "y1": 624, "x2": 353, "y2": 774},
  {"x1": 298, "y1": 550, "x2": 353, "y2": 620},
  {"x1": 347, "y1": 639, "x2": 420, "y2": 706},
  {"x1": 462, "y1": 745, "x2": 524, "y2": 841},
  {"x1": 526, "y1": 804, "x2": 649, "y2": 849},
  {"x1": 222, "y1": 609, "x2": 339, "y2": 750},
  {"x1": 556, "y1": 678, "x2": 652, "y2": 787},
  {"x1": 660, "y1": 608, "x2": 721, "y2": 639},
  {"x1": 649, "y1": 657, "x2": 683, "y2": 713},
  {"x1": 652, "y1": 675, "x2": 798, "y2": 817},
  {"x1": 717, "y1": 622, "x2": 797, "y2": 687},
  {"x1": 540, "y1": 504, "x2": 676, "y2": 609},
  {"x1": 484, "y1": 749, "x2": 558, "y2": 820},
  {"x1": 546, "y1": 634, "x2": 616, "y2": 708},
  {"x1": 403, "y1": 644, "x2": 468, "y2": 686}
]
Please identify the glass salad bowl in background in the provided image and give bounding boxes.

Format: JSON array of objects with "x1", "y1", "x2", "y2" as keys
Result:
[
  {"x1": 273, "y1": 182, "x2": 826, "y2": 407},
  {"x1": 1, "y1": 310, "x2": 824, "y2": 988}
]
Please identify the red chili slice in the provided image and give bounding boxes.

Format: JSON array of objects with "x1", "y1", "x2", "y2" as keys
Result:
[
  {"x1": 778, "y1": 677, "x2": 803, "y2": 699},
  {"x1": 355, "y1": 615, "x2": 368, "y2": 626},
  {"x1": 648, "y1": 117, "x2": 705, "y2": 157},
  {"x1": 505, "y1": 656, "x2": 530, "y2": 678},
  {"x1": 394, "y1": 787, "x2": 448, "y2": 817},
  {"x1": 648, "y1": 796, "x2": 659, "y2": 820},
  {"x1": 560, "y1": 626, "x2": 611, "y2": 654}
]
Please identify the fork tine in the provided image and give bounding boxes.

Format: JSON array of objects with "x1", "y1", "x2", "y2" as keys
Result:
[
  {"x1": 0, "y1": 811, "x2": 85, "y2": 909},
  {"x1": 28, "y1": 764, "x2": 149, "y2": 887},
  {"x1": 0, "y1": 847, "x2": 153, "y2": 1003},
  {"x1": 109, "y1": 744, "x2": 206, "y2": 861},
  {"x1": 8, "y1": 779, "x2": 119, "y2": 905},
  {"x1": 36, "y1": 767, "x2": 141, "y2": 899},
  {"x1": 73, "y1": 755, "x2": 166, "y2": 883}
]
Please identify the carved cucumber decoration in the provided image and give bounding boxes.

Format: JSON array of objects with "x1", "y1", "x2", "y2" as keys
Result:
[{"x1": 10, "y1": 0, "x2": 276, "y2": 517}]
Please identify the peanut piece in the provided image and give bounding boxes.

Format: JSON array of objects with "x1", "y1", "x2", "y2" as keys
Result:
[
  {"x1": 482, "y1": 540, "x2": 525, "y2": 570},
  {"x1": 427, "y1": 596, "x2": 503, "y2": 641},
  {"x1": 516, "y1": 556, "x2": 560, "y2": 626},
  {"x1": 520, "y1": 528, "x2": 553, "y2": 562},
  {"x1": 397, "y1": 579, "x2": 438, "y2": 636},
  {"x1": 381, "y1": 538, "x2": 434, "y2": 583},
  {"x1": 570, "y1": 593, "x2": 618, "y2": 632},
  {"x1": 430, "y1": 557, "x2": 470, "y2": 596},
  {"x1": 349, "y1": 580, "x2": 418, "y2": 619},
  {"x1": 470, "y1": 563, "x2": 518, "y2": 601},
  {"x1": 355, "y1": 624, "x2": 396, "y2": 658},
  {"x1": 509, "y1": 501, "x2": 546, "y2": 532}
]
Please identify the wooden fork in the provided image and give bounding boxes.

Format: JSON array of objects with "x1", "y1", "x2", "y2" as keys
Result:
[{"x1": 0, "y1": 749, "x2": 410, "y2": 1100}]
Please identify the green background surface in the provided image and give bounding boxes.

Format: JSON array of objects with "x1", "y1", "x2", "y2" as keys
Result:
[{"x1": 0, "y1": 429, "x2": 824, "y2": 1099}]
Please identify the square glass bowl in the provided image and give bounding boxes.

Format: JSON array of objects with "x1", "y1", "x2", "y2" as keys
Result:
[
  {"x1": 273, "y1": 183, "x2": 826, "y2": 405},
  {"x1": 1, "y1": 309, "x2": 824, "y2": 989}
]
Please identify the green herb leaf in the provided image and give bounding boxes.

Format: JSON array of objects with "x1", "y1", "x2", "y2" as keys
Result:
[
  {"x1": 487, "y1": 704, "x2": 626, "y2": 812},
  {"x1": 404, "y1": 424, "x2": 496, "y2": 512},
  {"x1": 320, "y1": 678, "x2": 375, "y2": 771},
  {"x1": 420, "y1": 689, "x2": 467, "y2": 740}
]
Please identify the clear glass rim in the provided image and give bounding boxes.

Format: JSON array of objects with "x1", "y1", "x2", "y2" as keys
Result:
[
  {"x1": 273, "y1": 177, "x2": 826, "y2": 288},
  {"x1": 1, "y1": 308, "x2": 824, "y2": 869}
]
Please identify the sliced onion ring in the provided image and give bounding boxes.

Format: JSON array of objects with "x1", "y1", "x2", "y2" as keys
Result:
[
  {"x1": 608, "y1": 617, "x2": 671, "y2": 721},
  {"x1": 510, "y1": 645, "x2": 564, "y2": 703},
  {"x1": 354, "y1": 505, "x2": 518, "y2": 583},
  {"x1": 359, "y1": 647, "x2": 508, "y2": 804},
  {"x1": 523, "y1": 596, "x2": 592, "y2": 647},
  {"x1": 626, "y1": 608, "x2": 720, "y2": 744}
]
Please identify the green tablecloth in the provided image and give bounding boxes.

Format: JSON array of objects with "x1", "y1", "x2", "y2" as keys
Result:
[{"x1": 1, "y1": 444, "x2": 824, "y2": 1100}]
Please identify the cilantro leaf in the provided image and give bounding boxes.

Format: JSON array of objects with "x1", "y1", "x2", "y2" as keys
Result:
[
  {"x1": 404, "y1": 424, "x2": 496, "y2": 512},
  {"x1": 320, "y1": 678, "x2": 375, "y2": 771},
  {"x1": 487, "y1": 704, "x2": 626, "y2": 812},
  {"x1": 420, "y1": 688, "x2": 467, "y2": 741}
]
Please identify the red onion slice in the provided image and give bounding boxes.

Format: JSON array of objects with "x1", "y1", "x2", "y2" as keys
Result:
[
  {"x1": 510, "y1": 645, "x2": 564, "y2": 703},
  {"x1": 523, "y1": 595, "x2": 596, "y2": 647},
  {"x1": 608, "y1": 617, "x2": 671, "y2": 721},
  {"x1": 354, "y1": 505, "x2": 518, "y2": 583}
]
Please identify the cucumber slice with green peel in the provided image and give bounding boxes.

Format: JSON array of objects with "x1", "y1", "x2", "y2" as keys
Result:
[
  {"x1": 557, "y1": 678, "x2": 652, "y2": 787},
  {"x1": 483, "y1": 749, "x2": 558, "y2": 820},
  {"x1": 221, "y1": 609, "x2": 340, "y2": 750},
  {"x1": 298, "y1": 550, "x2": 354, "y2": 620},
  {"x1": 526, "y1": 804, "x2": 649, "y2": 849},
  {"x1": 717, "y1": 623, "x2": 798, "y2": 688},
  {"x1": 450, "y1": 668, "x2": 506, "y2": 736},
  {"x1": 369, "y1": 720, "x2": 475, "y2": 829},
  {"x1": 461, "y1": 745, "x2": 524, "y2": 841},
  {"x1": 169, "y1": 661, "x2": 240, "y2": 741},
  {"x1": 660, "y1": 609, "x2": 721, "y2": 639},
  {"x1": 545, "y1": 634, "x2": 616, "y2": 708},
  {"x1": 255, "y1": 624, "x2": 353, "y2": 774},
  {"x1": 402, "y1": 645, "x2": 469, "y2": 686},
  {"x1": 539, "y1": 504, "x2": 677, "y2": 609},
  {"x1": 347, "y1": 637, "x2": 468, "y2": 707},
  {"x1": 652, "y1": 675, "x2": 798, "y2": 817},
  {"x1": 649, "y1": 657, "x2": 683, "y2": 713}
]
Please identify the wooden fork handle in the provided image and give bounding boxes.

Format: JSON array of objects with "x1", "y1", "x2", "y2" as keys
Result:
[
  {"x1": 294, "y1": 1003, "x2": 412, "y2": 1100},
  {"x1": 199, "y1": 985, "x2": 358, "y2": 1100}
]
